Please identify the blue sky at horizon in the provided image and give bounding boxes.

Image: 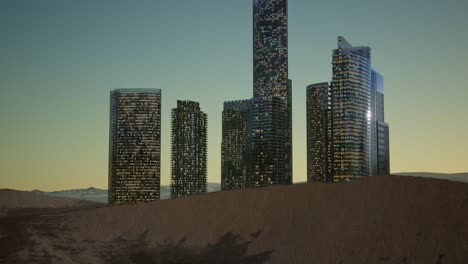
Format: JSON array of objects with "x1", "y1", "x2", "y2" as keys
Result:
[{"x1": 1, "y1": 0, "x2": 467, "y2": 191}]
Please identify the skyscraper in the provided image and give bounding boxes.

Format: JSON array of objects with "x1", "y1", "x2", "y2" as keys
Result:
[
  {"x1": 249, "y1": 96, "x2": 289, "y2": 186},
  {"x1": 221, "y1": 0, "x2": 291, "y2": 188},
  {"x1": 171, "y1": 100, "x2": 207, "y2": 198},
  {"x1": 371, "y1": 70, "x2": 390, "y2": 175},
  {"x1": 253, "y1": 0, "x2": 288, "y2": 98},
  {"x1": 108, "y1": 88, "x2": 161, "y2": 204},
  {"x1": 251, "y1": 0, "x2": 292, "y2": 186},
  {"x1": 221, "y1": 100, "x2": 251, "y2": 190},
  {"x1": 306, "y1": 82, "x2": 332, "y2": 182},
  {"x1": 330, "y1": 36, "x2": 372, "y2": 181}
]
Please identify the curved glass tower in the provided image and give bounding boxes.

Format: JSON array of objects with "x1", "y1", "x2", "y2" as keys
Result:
[{"x1": 330, "y1": 37, "x2": 372, "y2": 180}]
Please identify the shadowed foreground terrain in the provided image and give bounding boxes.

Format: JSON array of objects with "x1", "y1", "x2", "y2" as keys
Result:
[{"x1": 1, "y1": 176, "x2": 468, "y2": 263}]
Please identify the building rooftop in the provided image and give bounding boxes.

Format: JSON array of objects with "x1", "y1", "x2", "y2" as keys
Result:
[{"x1": 112, "y1": 88, "x2": 161, "y2": 94}]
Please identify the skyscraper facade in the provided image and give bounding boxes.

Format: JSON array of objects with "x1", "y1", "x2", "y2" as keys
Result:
[
  {"x1": 108, "y1": 88, "x2": 161, "y2": 204},
  {"x1": 249, "y1": 96, "x2": 289, "y2": 186},
  {"x1": 306, "y1": 82, "x2": 332, "y2": 182},
  {"x1": 251, "y1": 0, "x2": 292, "y2": 186},
  {"x1": 330, "y1": 36, "x2": 372, "y2": 181},
  {"x1": 171, "y1": 100, "x2": 207, "y2": 198},
  {"x1": 221, "y1": 100, "x2": 251, "y2": 190},
  {"x1": 372, "y1": 70, "x2": 390, "y2": 175},
  {"x1": 253, "y1": 0, "x2": 288, "y2": 98}
]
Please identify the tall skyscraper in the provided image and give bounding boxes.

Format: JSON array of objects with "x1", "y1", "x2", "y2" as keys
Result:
[
  {"x1": 108, "y1": 89, "x2": 161, "y2": 204},
  {"x1": 330, "y1": 36, "x2": 372, "y2": 181},
  {"x1": 251, "y1": 0, "x2": 292, "y2": 186},
  {"x1": 371, "y1": 70, "x2": 390, "y2": 175},
  {"x1": 221, "y1": 0, "x2": 291, "y2": 188},
  {"x1": 306, "y1": 82, "x2": 332, "y2": 182},
  {"x1": 171, "y1": 100, "x2": 207, "y2": 198},
  {"x1": 221, "y1": 100, "x2": 251, "y2": 190},
  {"x1": 253, "y1": 0, "x2": 288, "y2": 98}
]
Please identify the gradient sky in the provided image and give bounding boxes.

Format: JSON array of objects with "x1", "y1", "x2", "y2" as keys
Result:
[{"x1": 1, "y1": 0, "x2": 467, "y2": 191}]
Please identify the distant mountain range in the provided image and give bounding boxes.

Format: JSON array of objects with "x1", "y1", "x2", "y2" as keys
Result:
[
  {"x1": 394, "y1": 172, "x2": 468, "y2": 183},
  {"x1": 33, "y1": 183, "x2": 222, "y2": 203}
]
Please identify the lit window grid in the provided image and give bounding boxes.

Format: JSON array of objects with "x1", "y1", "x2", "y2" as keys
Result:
[{"x1": 108, "y1": 90, "x2": 161, "y2": 204}]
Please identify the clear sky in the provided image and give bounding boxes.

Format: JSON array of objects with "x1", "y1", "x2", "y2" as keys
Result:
[{"x1": 1, "y1": 0, "x2": 467, "y2": 191}]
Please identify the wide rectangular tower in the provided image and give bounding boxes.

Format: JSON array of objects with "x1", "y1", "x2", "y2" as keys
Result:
[
  {"x1": 249, "y1": 96, "x2": 289, "y2": 186},
  {"x1": 108, "y1": 88, "x2": 161, "y2": 204}
]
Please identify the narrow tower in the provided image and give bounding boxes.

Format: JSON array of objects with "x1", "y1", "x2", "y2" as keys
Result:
[
  {"x1": 372, "y1": 70, "x2": 390, "y2": 175},
  {"x1": 171, "y1": 100, "x2": 207, "y2": 198},
  {"x1": 306, "y1": 83, "x2": 331, "y2": 182},
  {"x1": 221, "y1": 100, "x2": 251, "y2": 190}
]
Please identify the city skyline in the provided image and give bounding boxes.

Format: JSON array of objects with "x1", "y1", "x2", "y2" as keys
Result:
[{"x1": 1, "y1": 0, "x2": 468, "y2": 191}]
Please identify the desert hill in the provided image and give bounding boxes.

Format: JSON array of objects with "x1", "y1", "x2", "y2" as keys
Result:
[
  {"x1": 395, "y1": 172, "x2": 468, "y2": 183},
  {"x1": 0, "y1": 189, "x2": 99, "y2": 210},
  {"x1": 1, "y1": 175, "x2": 468, "y2": 263}
]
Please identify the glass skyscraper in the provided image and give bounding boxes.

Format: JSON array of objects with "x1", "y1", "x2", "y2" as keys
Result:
[
  {"x1": 108, "y1": 88, "x2": 161, "y2": 204},
  {"x1": 171, "y1": 100, "x2": 207, "y2": 198},
  {"x1": 331, "y1": 36, "x2": 372, "y2": 181},
  {"x1": 372, "y1": 70, "x2": 390, "y2": 175},
  {"x1": 306, "y1": 37, "x2": 390, "y2": 182}
]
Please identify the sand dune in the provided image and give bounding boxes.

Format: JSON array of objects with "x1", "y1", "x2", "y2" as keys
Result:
[
  {"x1": 395, "y1": 172, "x2": 468, "y2": 183},
  {"x1": 1, "y1": 175, "x2": 468, "y2": 263},
  {"x1": 0, "y1": 189, "x2": 99, "y2": 210}
]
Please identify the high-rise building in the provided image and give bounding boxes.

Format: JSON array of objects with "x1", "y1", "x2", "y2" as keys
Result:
[
  {"x1": 108, "y1": 88, "x2": 161, "y2": 204},
  {"x1": 251, "y1": 0, "x2": 292, "y2": 186},
  {"x1": 372, "y1": 70, "x2": 390, "y2": 175},
  {"x1": 221, "y1": 0, "x2": 291, "y2": 188},
  {"x1": 249, "y1": 96, "x2": 289, "y2": 186},
  {"x1": 171, "y1": 100, "x2": 207, "y2": 198},
  {"x1": 253, "y1": 0, "x2": 288, "y2": 98},
  {"x1": 369, "y1": 71, "x2": 379, "y2": 176},
  {"x1": 330, "y1": 36, "x2": 372, "y2": 181},
  {"x1": 377, "y1": 121, "x2": 390, "y2": 175},
  {"x1": 221, "y1": 100, "x2": 251, "y2": 190},
  {"x1": 306, "y1": 82, "x2": 332, "y2": 182}
]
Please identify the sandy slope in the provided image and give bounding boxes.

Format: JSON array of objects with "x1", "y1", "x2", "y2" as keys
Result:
[
  {"x1": 0, "y1": 189, "x2": 98, "y2": 210},
  {"x1": 1, "y1": 176, "x2": 468, "y2": 263}
]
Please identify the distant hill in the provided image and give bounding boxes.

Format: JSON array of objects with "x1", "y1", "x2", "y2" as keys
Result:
[
  {"x1": 0, "y1": 189, "x2": 98, "y2": 210},
  {"x1": 33, "y1": 183, "x2": 222, "y2": 203},
  {"x1": 394, "y1": 172, "x2": 468, "y2": 183},
  {"x1": 1, "y1": 176, "x2": 467, "y2": 263}
]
